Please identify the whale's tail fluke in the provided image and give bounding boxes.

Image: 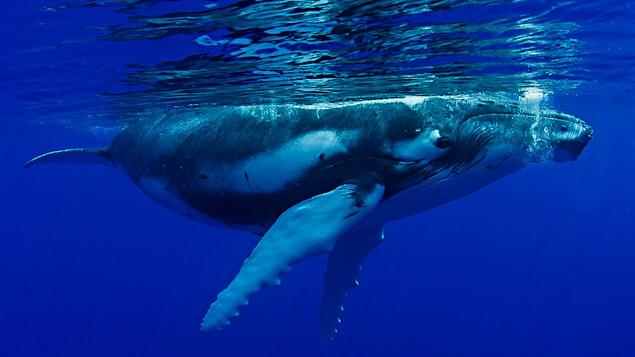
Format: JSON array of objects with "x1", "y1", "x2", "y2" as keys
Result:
[{"x1": 24, "y1": 148, "x2": 112, "y2": 169}]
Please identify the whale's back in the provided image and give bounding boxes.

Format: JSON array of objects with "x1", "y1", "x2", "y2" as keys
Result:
[{"x1": 96, "y1": 104, "x2": 418, "y2": 228}]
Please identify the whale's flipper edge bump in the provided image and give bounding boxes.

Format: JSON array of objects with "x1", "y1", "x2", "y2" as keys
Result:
[
  {"x1": 320, "y1": 225, "x2": 385, "y2": 344},
  {"x1": 200, "y1": 178, "x2": 385, "y2": 332}
]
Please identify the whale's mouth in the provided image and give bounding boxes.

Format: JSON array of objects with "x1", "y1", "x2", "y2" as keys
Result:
[{"x1": 552, "y1": 123, "x2": 593, "y2": 162}]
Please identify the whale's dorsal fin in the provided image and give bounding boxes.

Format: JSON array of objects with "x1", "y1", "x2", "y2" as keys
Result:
[
  {"x1": 24, "y1": 148, "x2": 111, "y2": 169},
  {"x1": 200, "y1": 178, "x2": 385, "y2": 332},
  {"x1": 319, "y1": 225, "x2": 384, "y2": 344}
]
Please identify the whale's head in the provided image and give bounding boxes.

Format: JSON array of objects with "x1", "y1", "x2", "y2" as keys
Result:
[
  {"x1": 409, "y1": 97, "x2": 592, "y2": 183},
  {"x1": 527, "y1": 109, "x2": 594, "y2": 163},
  {"x1": 461, "y1": 101, "x2": 591, "y2": 165}
]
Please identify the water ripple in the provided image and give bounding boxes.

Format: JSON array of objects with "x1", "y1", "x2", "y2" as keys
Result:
[{"x1": 3, "y1": 0, "x2": 634, "y2": 124}]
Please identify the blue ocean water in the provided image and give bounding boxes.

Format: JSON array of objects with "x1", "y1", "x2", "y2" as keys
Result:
[{"x1": 1, "y1": 1, "x2": 634, "y2": 356}]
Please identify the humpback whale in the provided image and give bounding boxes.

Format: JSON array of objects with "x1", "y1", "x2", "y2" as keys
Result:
[{"x1": 25, "y1": 96, "x2": 592, "y2": 342}]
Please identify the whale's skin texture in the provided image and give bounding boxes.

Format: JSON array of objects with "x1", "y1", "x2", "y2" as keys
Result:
[
  {"x1": 26, "y1": 95, "x2": 592, "y2": 340},
  {"x1": 107, "y1": 96, "x2": 590, "y2": 233}
]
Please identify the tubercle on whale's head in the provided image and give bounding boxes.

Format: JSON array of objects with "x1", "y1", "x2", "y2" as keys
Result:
[
  {"x1": 424, "y1": 99, "x2": 593, "y2": 169},
  {"x1": 529, "y1": 110, "x2": 593, "y2": 163}
]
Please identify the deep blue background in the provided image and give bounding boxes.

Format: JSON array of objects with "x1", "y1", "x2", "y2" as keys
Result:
[
  {"x1": 2, "y1": 91, "x2": 634, "y2": 357},
  {"x1": 1, "y1": 1, "x2": 635, "y2": 356}
]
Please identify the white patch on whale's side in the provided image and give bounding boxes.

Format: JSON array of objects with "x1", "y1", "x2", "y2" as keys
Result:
[
  {"x1": 391, "y1": 129, "x2": 447, "y2": 161},
  {"x1": 205, "y1": 130, "x2": 357, "y2": 194}
]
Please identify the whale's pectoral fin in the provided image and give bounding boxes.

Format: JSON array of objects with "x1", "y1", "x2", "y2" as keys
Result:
[
  {"x1": 319, "y1": 225, "x2": 384, "y2": 344},
  {"x1": 24, "y1": 148, "x2": 111, "y2": 169},
  {"x1": 200, "y1": 178, "x2": 385, "y2": 332}
]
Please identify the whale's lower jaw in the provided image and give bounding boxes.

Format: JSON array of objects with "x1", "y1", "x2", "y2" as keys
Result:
[{"x1": 368, "y1": 154, "x2": 526, "y2": 226}]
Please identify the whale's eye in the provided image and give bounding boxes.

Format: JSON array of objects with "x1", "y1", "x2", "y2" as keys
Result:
[
  {"x1": 560, "y1": 125, "x2": 568, "y2": 132},
  {"x1": 434, "y1": 136, "x2": 454, "y2": 149}
]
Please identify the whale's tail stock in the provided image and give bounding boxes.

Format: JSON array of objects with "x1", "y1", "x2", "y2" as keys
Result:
[{"x1": 24, "y1": 148, "x2": 112, "y2": 169}]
